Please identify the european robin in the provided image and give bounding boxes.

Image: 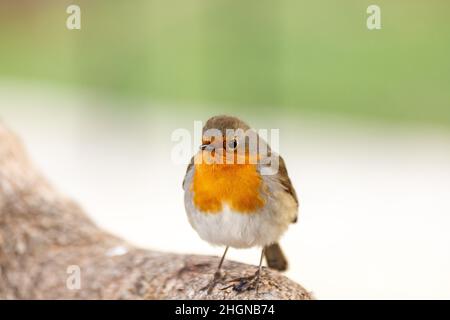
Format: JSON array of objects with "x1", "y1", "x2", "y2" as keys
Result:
[{"x1": 183, "y1": 115, "x2": 298, "y2": 293}]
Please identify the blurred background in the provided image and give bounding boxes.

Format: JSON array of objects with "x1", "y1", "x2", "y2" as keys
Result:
[{"x1": 1, "y1": 0, "x2": 450, "y2": 299}]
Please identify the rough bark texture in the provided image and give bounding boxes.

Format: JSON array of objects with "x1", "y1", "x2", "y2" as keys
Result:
[{"x1": 0, "y1": 123, "x2": 313, "y2": 300}]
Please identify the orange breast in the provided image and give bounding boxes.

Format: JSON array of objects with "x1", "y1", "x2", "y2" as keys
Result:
[{"x1": 191, "y1": 156, "x2": 266, "y2": 214}]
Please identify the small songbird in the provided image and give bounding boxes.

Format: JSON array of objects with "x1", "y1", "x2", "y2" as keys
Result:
[{"x1": 183, "y1": 115, "x2": 299, "y2": 293}]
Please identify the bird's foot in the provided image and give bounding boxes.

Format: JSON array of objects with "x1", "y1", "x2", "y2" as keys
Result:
[
  {"x1": 222, "y1": 269, "x2": 263, "y2": 294},
  {"x1": 201, "y1": 270, "x2": 224, "y2": 294}
]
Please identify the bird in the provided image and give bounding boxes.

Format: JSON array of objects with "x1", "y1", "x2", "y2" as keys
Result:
[{"x1": 182, "y1": 115, "x2": 299, "y2": 293}]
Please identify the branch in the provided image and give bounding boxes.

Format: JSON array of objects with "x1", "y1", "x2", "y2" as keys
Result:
[{"x1": 0, "y1": 122, "x2": 312, "y2": 300}]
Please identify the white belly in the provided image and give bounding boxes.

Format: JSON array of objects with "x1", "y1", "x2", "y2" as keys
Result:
[
  {"x1": 184, "y1": 192, "x2": 296, "y2": 248},
  {"x1": 186, "y1": 206, "x2": 280, "y2": 248},
  {"x1": 183, "y1": 166, "x2": 298, "y2": 249}
]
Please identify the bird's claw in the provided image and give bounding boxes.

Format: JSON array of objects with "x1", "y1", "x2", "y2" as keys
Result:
[
  {"x1": 201, "y1": 270, "x2": 224, "y2": 294},
  {"x1": 223, "y1": 270, "x2": 263, "y2": 294}
]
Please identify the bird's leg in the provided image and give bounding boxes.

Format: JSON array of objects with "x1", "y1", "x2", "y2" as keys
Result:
[
  {"x1": 255, "y1": 246, "x2": 265, "y2": 294},
  {"x1": 202, "y1": 246, "x2": 229, "y2": 293},
  {"x1": 228, "y1": 247, "x2": 265, "y2": 294}
]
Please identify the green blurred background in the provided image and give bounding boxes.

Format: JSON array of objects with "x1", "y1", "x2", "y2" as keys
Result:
[{"x1": 1, "y1": 0, "x2": 449, "y2": 124}]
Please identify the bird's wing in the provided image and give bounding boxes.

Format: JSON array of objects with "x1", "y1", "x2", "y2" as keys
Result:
[
  {"x1": 258, "y1": 153, "x2": 299, "y2": 223},
  {"x1": 182, "y1": 156, "x2": 195, "y2": 190},
  {"x1": 276, "y1": 155, "x2": 299, "y2": 223},
  {"x1": 276, "y1": 155, "x2": 299, "y2": 207}
]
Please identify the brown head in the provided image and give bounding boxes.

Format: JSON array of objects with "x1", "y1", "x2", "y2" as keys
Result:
[
  {"x1": 199, "y1": 115, "x2": 262, "y2": 164},
  {"x1": 202, "y1": 115, "x2": 250, "y2": 135}
]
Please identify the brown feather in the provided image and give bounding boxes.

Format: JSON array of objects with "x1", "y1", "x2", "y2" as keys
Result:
[{"x1": 264, "y1": 243, "x2": 288, "y2": 271}]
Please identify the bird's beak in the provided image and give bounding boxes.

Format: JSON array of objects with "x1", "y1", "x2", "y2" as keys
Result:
[{"x1": 200, "y1": 144, "x2": 213, "y2": 151}]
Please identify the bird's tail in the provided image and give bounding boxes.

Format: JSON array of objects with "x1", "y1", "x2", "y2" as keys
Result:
[{"x1": 264, "y1": 243, "x2": 288, "y2": 271}]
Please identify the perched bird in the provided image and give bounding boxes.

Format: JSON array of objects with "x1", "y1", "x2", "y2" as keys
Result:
[{"x1": 183, "y1": 115, "x2": 298, "y2": 293}]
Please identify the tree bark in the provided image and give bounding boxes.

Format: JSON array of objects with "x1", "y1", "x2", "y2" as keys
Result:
[{"x1": 0, "y1": 123, "x2": 312, "y2": 300}]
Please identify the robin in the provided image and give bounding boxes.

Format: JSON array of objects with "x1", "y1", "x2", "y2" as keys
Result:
[{"x1": 183, "y1": 115, "x2": 299, "y2": 293}]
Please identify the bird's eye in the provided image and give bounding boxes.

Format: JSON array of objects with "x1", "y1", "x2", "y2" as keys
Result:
[{"x1": 227, "y1": 139, "x2": 238, "y2": 149}]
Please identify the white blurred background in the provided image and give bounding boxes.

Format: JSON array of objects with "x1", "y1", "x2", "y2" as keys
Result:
[{"x1": 2, "y1": 83, "x2": 450, "y2": 299}]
